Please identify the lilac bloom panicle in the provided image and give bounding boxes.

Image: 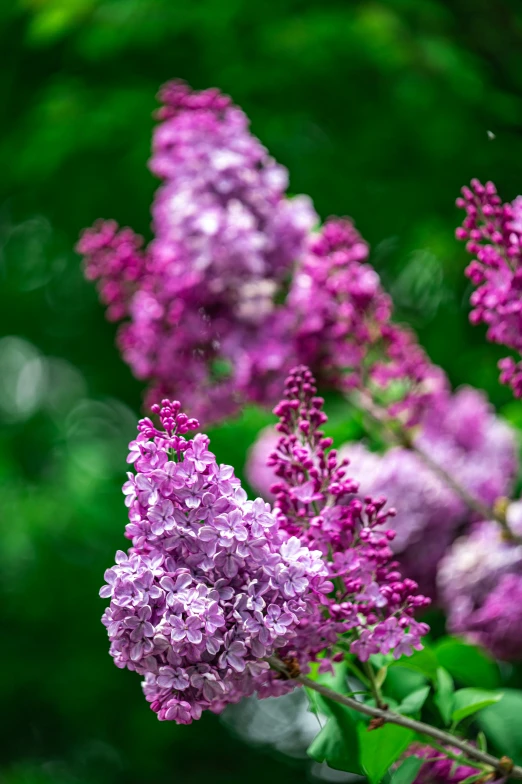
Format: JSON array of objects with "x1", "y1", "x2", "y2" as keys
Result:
[
  {"x1": 267, "y1": 366, "x2": 430, "y2": 669},
  {"x1": 101, "y1": 398, "x2": 327, "y2": 724},
  {"x1": 78, "y1": 81, "x2": 317, "y2": 424}
]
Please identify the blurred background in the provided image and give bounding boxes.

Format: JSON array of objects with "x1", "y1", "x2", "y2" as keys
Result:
[{"x1": 2, "y1": 1, "x2": 522, "y2": 781}]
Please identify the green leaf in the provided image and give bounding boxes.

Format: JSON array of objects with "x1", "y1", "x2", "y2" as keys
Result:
[
  {"x1": 452, "y1": 688, "x2": 503, "y2": 725},
  {"x1": 358, "y1": 723, "x2": 415, "y2": 784},
  {"x1": 434, "y1": 667, "x2": 454, "y2": 725},
  {"x1": 307, "y1": 696, "x2": 362, "y2": 774},
  {"x1": 397, "y1": 685, "x2": 431, "y2": 715},
  {"x1": 390, "y1": 756, "x2": 424, "y2": 784},
  {"x1": 306, "y1": 661, "x2": 354, "y2": 718},
  {"x1": 307, "y1": 660, "x2": 348, "y2": 695},
  {"x1": 390, "y1": 647, "x2": 439, "y2": 681},
  {"x1": 434, "y1": 638, "x2": 499, "y2": 689},
  {"x1": 385, "y1": 667, "x2": 428, "y2": 704},
  {"x1": 478, "y1": 689, "x2": 522, "y2": 764}
]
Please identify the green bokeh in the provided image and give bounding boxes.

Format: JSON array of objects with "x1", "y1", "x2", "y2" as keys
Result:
[{"x1": 2, "y1": 1, "x2": 522, "y2": 781}]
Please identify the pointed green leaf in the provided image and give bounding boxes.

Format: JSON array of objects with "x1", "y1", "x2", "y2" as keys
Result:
[
  {"x1": 390, "y1": 756, "x2": 424, "y2": 784},
  {"x1": 385, "y1": 667, "x2": 428, "y2": 704},
  {"x1": 307, "y1": 696, "x2": 362, "y2": 774},
  {"x1": 452, "y1": 688, "x2": 503, "y2": 725},
  {"x1": 397, "y1": 685, "x2": 430, "y2": 715},
  {"x1": 390, "y1": 647, "x2": 439, "y2": 681},
  {"x1": 358, "y1": 722, "x2": 415, "y2": 784},
  {"x1": 434, "y1": 638, "x2": 499, "y2": 689},
  {"x1": 434, "y1": 667, "x2": 454, "y2": 725},
  {"x1": 478, "y1": 689, "x2": 522, "y2": 764}
]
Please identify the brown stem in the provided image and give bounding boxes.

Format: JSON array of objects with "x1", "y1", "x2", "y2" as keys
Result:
[
  {"x1": 349, "y1": 390, "x2": 521, "y2": 544},
  {"x1": 268, "y1": 656, "x2": 522, "y2": 780}
]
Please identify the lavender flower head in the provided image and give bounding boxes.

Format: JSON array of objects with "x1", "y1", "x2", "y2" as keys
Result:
[
  {"x1": 100, "y1": 399, "x2": 329, "y2": 723},
  {"x1": 78, "y1": 81, "x2": 316, "y2": 423},
  {"x1": 438, "y1": 502, "x2": 522, "y2": 661},
  {"x1": 457, "y1": 179, "x2": 522, "y2": 396},
  {"x1": 268, "y1": 366, "x2": 430, "y2": 665}
]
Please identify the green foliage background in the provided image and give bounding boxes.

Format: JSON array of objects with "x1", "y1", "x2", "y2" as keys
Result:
[{"x1": 2, "y1": 1, "x2": 522, "y2": 781}]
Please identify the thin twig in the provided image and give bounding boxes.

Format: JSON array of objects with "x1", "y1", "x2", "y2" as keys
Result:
[
  {"x1": 349, "y1": 390, "x2": 521, "y2": 543},
  {"x1": 267, "y1": 656, "x2": 522, "y2": 780}
]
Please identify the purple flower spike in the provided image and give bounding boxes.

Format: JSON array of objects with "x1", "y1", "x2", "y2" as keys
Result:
[
  {"x1": 457, "y1": 179, "x2": 522, "y2": 397},
  {"x1": 267, "y1": 366, "x2": 430, "y2": 668},
  {"x1": 78, "y1": 81, "x2": 316, "y2": 424}
]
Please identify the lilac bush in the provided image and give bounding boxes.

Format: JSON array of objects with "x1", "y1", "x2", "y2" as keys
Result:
[
  {"x1": 101, "y1": 371, "x2": 430, "y2": 723},
  {"x1": 86, "y1": 79, "x2": 522, "y2": 782}
]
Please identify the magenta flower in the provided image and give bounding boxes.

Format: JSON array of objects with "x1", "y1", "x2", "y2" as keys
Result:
[
  {"x1": 457, "y1": 179, "x2": 522, "y2": 397},
  {"x1": 267, "y1": 366, "x2": 430, "y2": 668},
  {"x1": 78, "y1": 81, "x2": 316, "y2": 423},
  {"x1": 288, "y1": 219, "x2": 445, "y2": 426}
]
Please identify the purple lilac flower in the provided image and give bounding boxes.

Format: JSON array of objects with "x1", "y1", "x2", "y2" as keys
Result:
[
  {"x1": 289, "y1": 218, "x2": 446, "y2": 426},
  {"x1": 78, "y1": 81, "x2": 316, "y2": 423},
  {"x1": 248, "y1": 386, "x2": 517, "y2": 600},
  {"x1": 457, "y1": 179, "x2": 522, "y2": 397},
  {"x1": 402, "y1": 744, "x2": 497, "y2": 784},
  {"x1": 101, "y1": 398, "x2": 329, "y2": 724},
  {"x1": 268, "y1": 366, "x2": 430, "y2": 667},
  {"x1": 438, "y1": 502, "x2": 522, "y2": 661}
]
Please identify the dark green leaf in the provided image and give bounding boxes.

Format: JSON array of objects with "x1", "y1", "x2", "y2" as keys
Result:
[
  {"x1": 434, "y1": 667, "x2": 454, "y2": 725},
  {"x1": 390, "y1": 756, "x2": 424, "y2": 784},
  {"x1": 307, "y1": 660, "x2": 348, "y2": 695},
  {"x1": 452, "y1": 688, "x2": 503, "y2": 725},
  {"x1": 358, "y1": 723, "x2": 415, "y2": 784},
  {"x1": 478, "y1": 689, "x2": 522, "y2": 764},
  {"x1": 397, "y1": 686, "x2": 430, "y2": 715},
  {"x1": 307, "y1": 696, "x2": 362, "y2": 774},
  {"x1": 385, "y1": 667, "x2": 428, "y2": 704},
  {"x1": 390, "y1": 647, "x2": 439, "y2": 681},
  {"x1": 434, "y1": 638, "x2": 499, "y2": 689}
]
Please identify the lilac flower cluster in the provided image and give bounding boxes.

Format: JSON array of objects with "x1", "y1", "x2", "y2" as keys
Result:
[
  {"x1": 438, "y1": 502, "x2": 522, "y2": 661},
  {"x1": 268, "y1": 366, "x2": 430, "y2": 664},
  {"x1": 78, "y1": 81, "x2": 316, "y2": 422},
  {"x1": 403, "y1": 744, "x2": 494, "y2": 784},
  {"x1": 457, "y1": 179, "x2": 522, "y2": 396},
  {"x1": 345, "y1": 385, "x2": 517, "y2": 599},
  {"x1": 100, "y1": 399, "x2": 329, "y2": 724},
  {"x1": 289, "y1": 218, "x2": 446, "y2": 426},
  {"x1": 248, "y1": 386, "x2": 517, "y2": 600},
  {"x1": 80, "y1": 82, "x2": 446, "y2": 427}
]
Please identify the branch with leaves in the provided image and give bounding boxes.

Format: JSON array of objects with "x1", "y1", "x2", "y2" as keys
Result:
[{"x1": 268, "y1": 656, "x2": 521, "y2": 782}]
